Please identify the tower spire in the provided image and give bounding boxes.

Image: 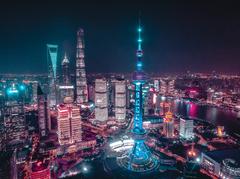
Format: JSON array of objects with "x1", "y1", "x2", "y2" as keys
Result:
[
  {"x1": 62, "y1": 52, "x2": 69, "y2": 65},
  {"x1": 136, "y1": 15, "x2": 143, "y2": 72},
  {"x1": 64, "y1": 52, "x2": 67, "y2": 59},
  {"x1": 137, "y1": 14, "x2": 142, "y2": 51},
  {"x1": 117, "y1": 18, "x2": 159, "y2": 172}
]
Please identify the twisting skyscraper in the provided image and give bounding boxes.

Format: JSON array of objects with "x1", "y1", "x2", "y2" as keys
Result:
[
  {"x1": 117, "y1": 21, "x2": 158, "y2": 172},
  {"x1": 75, "y1": 28, "x2": 88, "y2": 105}
]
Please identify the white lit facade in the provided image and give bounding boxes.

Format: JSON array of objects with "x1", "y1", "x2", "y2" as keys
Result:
[
  {"x1": 115, "y1": 80, "x2": 126, "y2": 122},
  {"x1": 163, "y1": 121, "x2": 174, "y2": 138},
  {"x1": 153, "y1": 79, "x2": 159, "y2": 92},
  {"x1": 160, "y1": 79, "x2": 175, "y2": 95},
  {"x1": 57, "y1": 100, "x2": 82, "y2": 145},
  {"x1": 180, "y1": 118, "x2": 194, "y2": 139},
  {"x1": 94, "y1": 79, "x2": 108, "y2": 122}
]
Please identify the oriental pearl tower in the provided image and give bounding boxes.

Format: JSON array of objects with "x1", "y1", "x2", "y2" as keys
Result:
[{"x1": 117, "y1": 20, "x2": 159, "y2": 172}]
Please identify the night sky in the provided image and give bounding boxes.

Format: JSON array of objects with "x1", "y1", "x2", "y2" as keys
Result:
[{"x1": 1, "y1": 1, "x2": 240, "y2": 74}]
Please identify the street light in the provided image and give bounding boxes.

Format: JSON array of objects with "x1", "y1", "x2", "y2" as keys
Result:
[
  {"x1": 83, "y1": 166, "x2": 88, "y2": 172},
  {"x1": 196, "y1": 157, "x2": 200, "y2": 163}
]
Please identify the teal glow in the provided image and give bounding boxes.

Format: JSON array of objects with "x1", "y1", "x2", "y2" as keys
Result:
[
  {"x1": 47, "y1": 44, "x2": 58, "y2": 79},
  {"x1": 19, "y1": 84, "x2": 26, "y2": 90},
  {"x1": 137, "y1": 24, "x2": 142, "y2": 51},
  {"x1": 137, "y1": 62, "x2": 142, "y2": 67},
  {"x1": 7, "y1": 88, "x2": 19, "y2": 95}
]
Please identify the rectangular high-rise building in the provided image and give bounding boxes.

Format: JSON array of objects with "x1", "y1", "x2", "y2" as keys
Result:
[
  {"x1": 37, "y1": 85, "x2": 48, "y2": 137},
  {"x1": 115, "y1": 80, "x2": 126, "y2": 122},
  {"x1": 3, "y1": 84, "x2": 28, "y2": 150},
  {"x1": 160, "y1": 79, "x2": 175, "y2": 96},
  {"x1": 180, "y1": 118, "x2": 194, "y2": 139},
  {"x1": 163, "y1": 121, "x2": 174, "y2": 138},
  {"x1": 57, "y1": 98, "x2": 82, "y2": 145},
  {"x1": 160, "y1": 79, "x2": 167, "y2": 94},
  {"x1": 0, "y1": 93, "x2": 5, "y2": 151},
  {"x1": 88, "y1": 84, "x2": 95, "y2": 102},
  {"x1": 168, "y1": 80, "x2": 175, "y2": 95},
  {"x1": 4, "y1": 101, "x2": 27, "y2": 147},
  {"x1": 32, "y1": 81, "x2": 38, "y2": 103},
  {"x1": 94, "y1": 79, "x2": 108, "y2": 122},
  {"x1": 154, "y1": 79, "x2": 160, "y2": 92}
]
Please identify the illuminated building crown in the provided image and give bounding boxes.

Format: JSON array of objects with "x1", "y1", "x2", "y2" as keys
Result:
[{"x1": 164, "y1": 111, "x2": 173, "y2": 122}]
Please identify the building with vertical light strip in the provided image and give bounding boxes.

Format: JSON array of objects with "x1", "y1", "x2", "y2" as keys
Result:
[
  {"x1": 75, "y1": 28, "x2": 88, "y2": 105},
  {"x1": 94, "y1": 79, "x2": 108, "y2": 123},
  {"x1": 37, "y1": 85, "x2": 48, "y2": 137},
  {"x1": 57, "y1": 97, "x2": 82, "y2": 146},
  {"x1": 115, "y1": 79, "x2": 126, "y2": 122}
]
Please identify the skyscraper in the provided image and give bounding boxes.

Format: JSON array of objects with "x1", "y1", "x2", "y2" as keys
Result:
[
  {"x1": 76, "y1": 28, "x2": 88, "y2": 105},
  {"x1": 115, "y1": 79, "x2": 126, "y2": 122},
  {"x1": 117, "y1": 21, "x2": 158, "y2": 172},
  {"x1": 180, "y1": 117, "x2": 194, "y2": 139},
  {"x1": 160, "y1": 78, "x2": 175, "y2": 96},
  {"x1": 153, "y1": 79, "x2": 160, "y2": 92},
  {"x1": 57, "y1": 97, "x2": 82, "y2": 146},
  {"x1": 94, "y1": 79, "x2": 108, "y2": 123},
  {"x1": 4, "y1": 84, "x2": 27, "y2": 149},
  {"x1": 58, "y1": 53, "x2": 74, "y2": 103},
  {"x1": 47, "y1": 44, "x2": 58, "y2": 107},
  {"x1": 0, "y1": 91, "x2": 5, "y2": 151},
  {"x1": 62, "y1": 53, "x2": 70, "y2": 85},
  {"x1": 163, "y1": 111, "x2": 174, "y2": 138},
  {"x1": 32, "y1": 81, "x2": 38, "y2": 103},
  {"x1": 37, "y1": 85, "x2": 48, "y2": 137}
]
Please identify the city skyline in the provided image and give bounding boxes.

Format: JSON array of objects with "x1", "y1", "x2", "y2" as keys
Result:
[
  {"x1": 1, "y1": 1, "x2": 240, "y2": 74},
  {"x1": 1, "y1": 4, "x2": 240, "y2": 178}
]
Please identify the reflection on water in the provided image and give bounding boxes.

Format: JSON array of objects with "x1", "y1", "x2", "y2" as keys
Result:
[{"x1": 171, "y1": 99, "x2": 240, "y2": 135}]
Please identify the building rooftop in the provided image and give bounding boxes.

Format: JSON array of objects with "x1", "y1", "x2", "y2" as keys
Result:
[
  {"x1": 203, "y1": 148, "x2": 240, "y2": 164},
  {"x1": 180, "y1": 117, "x2": 193, "y2": 121},
  {"x1": 32, "y1": 160, "x2": 49, "y2": 172}
]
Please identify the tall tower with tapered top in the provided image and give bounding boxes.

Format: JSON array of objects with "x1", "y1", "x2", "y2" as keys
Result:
[
  {"x1": 75, "y1": 28, "x2": 88, "y2": 105},
  {"x1": 62, "y1": 53, "x2": 70, "y2": 85},
  {"x1": 58, "y1": 53, "x2": 74, "y2": 103},
  {"x1": 47, "y1": 44, "x2": 58, "y2": 107},
  {"x1": 117, "y1": 21, "x2": 159, "y2": 172}
]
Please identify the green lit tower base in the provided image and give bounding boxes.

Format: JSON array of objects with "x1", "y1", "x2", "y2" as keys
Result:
[{"x1": 117, "y1": 22, "x2": 159, "y2": 172}]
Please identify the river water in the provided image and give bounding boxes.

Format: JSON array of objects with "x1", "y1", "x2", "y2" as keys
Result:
[{"x1": 172, "y1": 99, "x2": 240, "y2": 135}]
